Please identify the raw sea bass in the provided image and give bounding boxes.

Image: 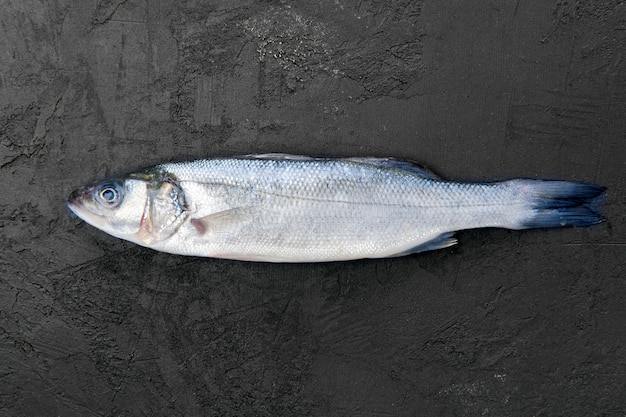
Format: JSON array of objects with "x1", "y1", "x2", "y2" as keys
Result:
[{"x1": 67, "y1": 154, "x2": 605, "y2": 262}]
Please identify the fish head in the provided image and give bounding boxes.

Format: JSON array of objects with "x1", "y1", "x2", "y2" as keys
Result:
[
  {"x1": 67, "y1": 169, "x2": 189, "y2": 246},
  {"x1": 67, "y1": 177, "x2": 150, "y2": 240}
]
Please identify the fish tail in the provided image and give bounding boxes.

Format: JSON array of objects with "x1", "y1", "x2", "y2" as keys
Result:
[{"x1": 515, "y1": 180, "x2": 606, "y2": 229}]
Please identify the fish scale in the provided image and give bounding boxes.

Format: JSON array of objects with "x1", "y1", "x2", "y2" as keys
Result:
[{"x1": 67, "y1": 154, "x2": 605, "y2": 262}]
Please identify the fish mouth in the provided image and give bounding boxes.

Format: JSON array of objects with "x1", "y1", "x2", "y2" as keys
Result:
[
  {"x1": 66, "y1": 185, "x2": 118, "y2": 230},
  {"x1": 66, "y1": 186, "x2": 94, "y2": 219}
]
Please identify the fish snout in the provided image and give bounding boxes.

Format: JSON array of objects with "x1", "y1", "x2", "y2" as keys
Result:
[{"x1": 66, "y1": 186, "x2": 94, "y2": 213}]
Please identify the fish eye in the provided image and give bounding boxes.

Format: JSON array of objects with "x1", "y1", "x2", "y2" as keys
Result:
[{"x1": 96, "y1": 184, "x2": 122, "y2": 207}]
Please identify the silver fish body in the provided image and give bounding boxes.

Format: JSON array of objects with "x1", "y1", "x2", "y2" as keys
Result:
[{"x1": 67, "y1": 154, "x2": 605, "y2": 262}]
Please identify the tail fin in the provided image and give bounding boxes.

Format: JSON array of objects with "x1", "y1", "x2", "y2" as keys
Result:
[{"x1": 517, "y1": 180, "x2": 606, "y2": 229}]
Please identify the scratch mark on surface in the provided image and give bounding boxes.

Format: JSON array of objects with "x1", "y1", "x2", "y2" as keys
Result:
[
  {"x1": 90, "y1": 0, "x2": 131, "y2": 28},
  {"x1": 217, "y1": 295, "x2": 292, "y2": 320},
  {"x1": 513, "y1": 0, "x2": 520, "y2": 17},
  {"x1": 615, "y1": 162, "x2": 625, "y2": 196},
  {"x1": 563, "y1": 243, "x2": 626, "y2": 246},
  {"x1": 271, "y1": 296, "x2": 292, "y2": 343},
  {"x1": 45, "y1": 251, "x2": 127, "y2": 277},
  {"x1": 111, "y1": 273, "x2": 163, "y2": 404}
]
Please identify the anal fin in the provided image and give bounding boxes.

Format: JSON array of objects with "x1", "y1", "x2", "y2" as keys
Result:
[{"x1": 388, "y1": 232, "x2": 458, "y2": 258}]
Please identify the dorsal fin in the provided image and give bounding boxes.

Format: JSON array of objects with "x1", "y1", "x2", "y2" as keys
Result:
[
  {"x1": 241, "y1": 153, "x2": 317, "y2": 161},
  {"x1": 239, "y1": 154, "x2": 440, "y2": 179},
  {"x1": 346, "y1": 157, "x2": 440, "y2": 179}
]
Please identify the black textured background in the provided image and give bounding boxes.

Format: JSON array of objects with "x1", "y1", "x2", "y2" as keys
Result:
[{"x1": 1, "y1": 1, "x2": 625, "y2": 416}]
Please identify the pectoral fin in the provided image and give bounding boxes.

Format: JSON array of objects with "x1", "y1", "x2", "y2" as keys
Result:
[{"x1": 190, "y1": 207, "x2": 253, "y2": 236}]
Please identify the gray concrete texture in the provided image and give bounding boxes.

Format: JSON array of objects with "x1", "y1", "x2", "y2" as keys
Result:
[{"x1": 1, "y1": 0, "x2": 625, "y2": 416}]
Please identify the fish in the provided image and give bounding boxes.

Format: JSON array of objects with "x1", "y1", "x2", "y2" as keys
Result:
[{"x1": 66, "y1": 154, "x2": 606, "y2": 262}]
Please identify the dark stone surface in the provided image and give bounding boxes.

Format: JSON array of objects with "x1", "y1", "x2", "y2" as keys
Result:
[{"x1": 1, "y1": 1, "x2": 624, "y2": 416}]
